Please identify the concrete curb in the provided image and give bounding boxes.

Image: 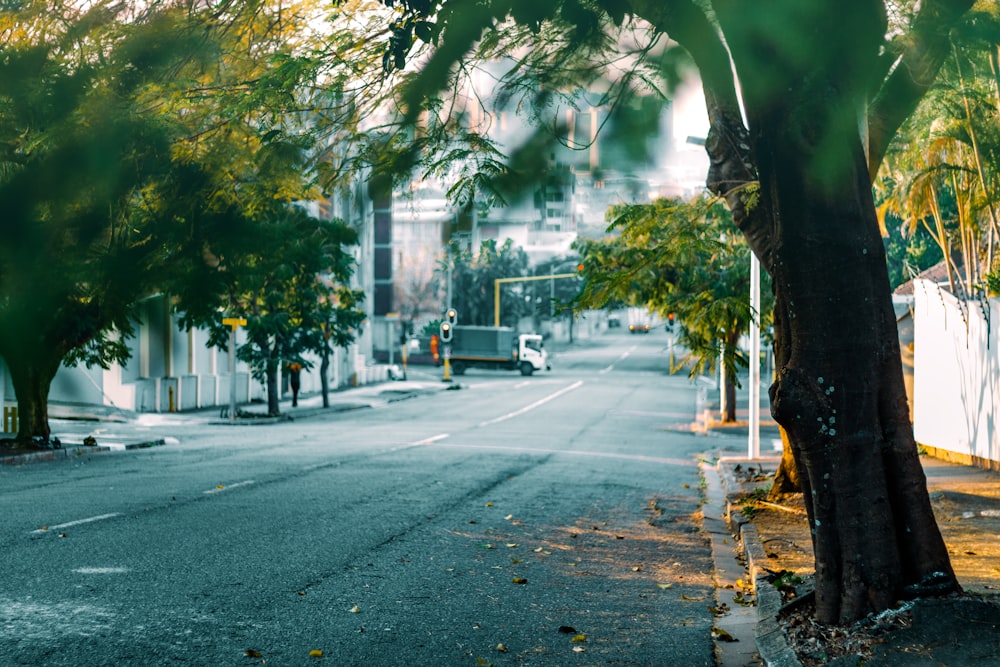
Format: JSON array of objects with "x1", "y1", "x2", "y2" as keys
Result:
[
  {"x1": 0, "y1": 439, "x2": 166, "y2": 466},
  {"x1": 207, "y1": 386, "x2": 435, "y2": 425},
  {"x1": 716, "y1": 458, "x2": 803, "y2": 667}
]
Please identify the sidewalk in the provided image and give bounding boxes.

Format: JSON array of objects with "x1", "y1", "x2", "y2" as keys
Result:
[
  {"x1": 712, "y1": 439, "x2": 1000, "y2": 666},
  {"x1": 0, "y1": 373, "x2": 450, "y2": 465}
]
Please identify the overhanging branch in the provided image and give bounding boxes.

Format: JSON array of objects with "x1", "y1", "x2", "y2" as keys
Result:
[{"x1": 866, "y1": 0, "x2": 976, "y2": 179}]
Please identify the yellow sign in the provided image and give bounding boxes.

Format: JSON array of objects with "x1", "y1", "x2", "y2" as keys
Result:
[{"x1": 222, "y1": 317, "x2": 247, "y2": 328}]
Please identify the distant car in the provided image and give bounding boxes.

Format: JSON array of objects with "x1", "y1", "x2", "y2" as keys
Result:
[
  {"x1": 628, "y1": 323, "x2": 650, "y2": 334},
  {"x1": 608, "y1": 315, "x2": 621, "y2": 328}
]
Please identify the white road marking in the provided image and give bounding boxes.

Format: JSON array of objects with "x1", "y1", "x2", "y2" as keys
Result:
[
  {"x1": 72, "y1": 567, "x2": 129, "y2": 575},
  {"x1": 30, "y1": 513, "x2": 121, "y2": 535},
  {"x1": 412, "y1": 433, "x2": 450, "y2": 445},
  {"x1": 478, "y1": 380, "x2": 584, "y2": 427},
  {"x1": 598, "y1": 345, "x2": 637, "y2": 374},
  {"x1": 423, "y1": 442, "x2": 697, "y2": 467},
  {"x1": 203, "y1": 480, "x2": 256, "y2": 494}
]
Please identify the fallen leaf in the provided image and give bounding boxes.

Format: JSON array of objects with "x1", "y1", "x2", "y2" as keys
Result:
[
  {"x1": 486, "y1": 502, "x2": 493, "y2": 507},
  {"x1": 504, "y1": 514, "x2": 513, "y2": 520},
  {"x1": 712, "y1": 627, "x2": 738, "y2": 642},
  {"x1": 39, "y1": 526, "x2": 48, "y2": 531},
  {"x1": 349, "y1": 605, "x2": 360, "y2": 613},
  {"x1": 309, "y1": 648, "x2": 324, "y2": 657},
  {"x1": 569, "y1": 532, "x2": 578, "y2": 538},
  {"x1": 216, "y1": 484, "x2": 225, "y2": 489},
  {"x1": 496, "y1": 643, "x2": 508, "y2": 653},
  {"x1": 708, "y1": 603, "x2": 731, "y2": 616},
  {"x1": 534, "y1": 547, "x2": 544, "y2": 553},
  {"x1": 680, "y1": 594, "x2": 705, "y2": 601},
  {"x1": 481, "y1": 543, "x2": 495, "y2": 549},
  {"x1": 510, "y1": 558, "x2": 523, "y2": 564},
  {"x1": 632, "y1": 565, "x2": 642, "y2": 572},
  {"x1": 657, "y1": 583, "x2": 673, "y2": 589},
  {"x1": 512, "y1": 577, "x2": 528, "y2": 585},
  {"x1": 682, "y1": 483, "x2": 690, "y2": 488},
  {"x1": 244, "y1": 649, "x2": 263, "y2": 658},
  {"x1": 571, "y1": 634, "x2": 587, "y2": 643},
  {"x1": 615, "y1": 535, "x2": 625, "y2": 540},
  {"x1": 476, "y1": 658, "x2": 493, "y2": 666},
  {"x1": 58, "y1": 533, "x2": 68, "y2": 538},
  {"x1": 572, "y1": 646, "x2": 585, "y2": 653},
  {"x1": 506, "y1": 543, "x2": 518, "y2": 548},
  {"x1": 298, "y1": 590, "x2": 306, "y2": 596}
]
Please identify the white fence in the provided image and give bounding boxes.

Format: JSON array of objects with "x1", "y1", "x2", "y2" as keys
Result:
[{"x1": 913, "y1": 279, "x2": 1000, "y2": 468}]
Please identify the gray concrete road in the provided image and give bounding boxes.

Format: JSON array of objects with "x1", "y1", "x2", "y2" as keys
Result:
[{"x1": 0, "y1": 329, "x2": 736, "y2": 666}]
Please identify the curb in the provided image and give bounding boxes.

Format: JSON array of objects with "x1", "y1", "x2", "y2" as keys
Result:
[
  {"x1": 0, "y1": 439, "x2": 166, "y2": 466},
  {"x1": 716, "y1": 459, "x2": 803, "y2": 667},
  {"x1": 208, "y1": 387, "x2": 441, "y2": 425}
]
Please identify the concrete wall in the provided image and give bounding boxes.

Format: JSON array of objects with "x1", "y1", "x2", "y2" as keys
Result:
[{"x1": 913, "y1": 279, "x2": 1000, "y2": 467}]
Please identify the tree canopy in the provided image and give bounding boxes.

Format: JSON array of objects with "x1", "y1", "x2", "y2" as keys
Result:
[
  {"x1": 576, "y1": 194, "x2": 774, "y2": 421},
  {"x1": 0, "y1": 0, "x2": 379, "y2": 440}
]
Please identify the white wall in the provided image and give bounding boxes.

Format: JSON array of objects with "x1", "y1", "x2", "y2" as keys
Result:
[{"x1": 913, "y1": 279, "x2": 1000, "y2": 464}]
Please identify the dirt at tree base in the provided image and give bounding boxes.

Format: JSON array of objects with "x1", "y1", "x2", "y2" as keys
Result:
[{"x1": 740, "y1": 454, "x2": 1000, "y2": 665}]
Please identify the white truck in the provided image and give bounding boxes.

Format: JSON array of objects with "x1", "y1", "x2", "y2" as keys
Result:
[
  {"x1": 446, "y1": 326, "x2": 549, "y2": 376},
  {"x1": 627, "y1": 307, "x2": 652, "y2": 334}
]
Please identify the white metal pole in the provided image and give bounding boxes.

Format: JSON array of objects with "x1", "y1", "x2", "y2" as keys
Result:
[
  {"x1": 749, "y1": 253, "x2": 761, "y2": 458},
  {"x1": 229, "y1": 328, "x2": 237, "y2": 422}
]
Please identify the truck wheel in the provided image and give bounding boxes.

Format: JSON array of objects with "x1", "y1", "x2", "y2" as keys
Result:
[{"x1": 520, "y1": 362, "x2": 534, "y2": 376}]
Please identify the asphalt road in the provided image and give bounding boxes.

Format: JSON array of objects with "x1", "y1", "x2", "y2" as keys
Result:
[{"x1": 0, "y1": 329, "x2": 727, "y2": 666}]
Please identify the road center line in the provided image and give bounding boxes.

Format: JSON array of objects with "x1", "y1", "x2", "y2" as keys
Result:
[
  {"x1": 412, "y1": 433, "x2": 450, "y2": 445},
  {"x1": 203, "y1": 480, "x2": 256, "y2": 494},
  {"x1": 478, "y1": 380, "x2": 584, "y2": 427},
  {"x1": 599, "y1": 345, "x2": 637, "y2": 374},
  {"x1": 31, "y1": 513, "x2": 121, "y2": 535}
]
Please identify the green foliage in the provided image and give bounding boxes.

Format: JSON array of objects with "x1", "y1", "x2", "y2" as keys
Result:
[
  {"x1": 0, "y1": 1, "x2": 215, "y2": 438},
  {"x1": 0, "y1": 0, "x2": 371, "y2": 434},
  {"x1": 176, "y1": 204, "x2": 365, "y2": 414},
  {"x1": 440, "y1": 239, "x2": 530, "y2": 326},
  {"x1": 574, "y1": 194, "x2": 773, "y2": 382},
  {"x1": 881, "y1": 208, "x2": 944, "y2": 289},
  {"x1": 879, "y1": 6, "x2": 1000, "y2": 297}
]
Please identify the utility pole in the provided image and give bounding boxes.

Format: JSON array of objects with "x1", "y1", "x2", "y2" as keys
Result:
[{"x1": 222, "y1": 317, "x2": 247, "y2": 421}]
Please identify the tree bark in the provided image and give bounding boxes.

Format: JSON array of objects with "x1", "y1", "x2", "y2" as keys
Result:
[
  {"x1": 5, "y1": 351, "x2": 60, "y2": 444},
  {"x1": 320, "y1": 345, "x2": 331, "y2": 408},
  {"x1": 758, "y1": 109, "x2": 958, "y2": 623},
  {"x1": 265, "y1": 356, "x2": 280, "y2": 417},
  {"x1": 767, "y1": 427, "x2": 800, "y2": 496}
]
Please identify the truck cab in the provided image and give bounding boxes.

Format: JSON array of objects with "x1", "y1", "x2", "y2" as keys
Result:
[{"x1": 515, "y1": 334, "x2": 549, "y2": 376}]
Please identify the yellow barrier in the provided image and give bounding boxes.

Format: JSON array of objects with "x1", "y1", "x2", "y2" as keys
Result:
[{"x1": 3, "y1": 405, "x2": 18, "y2": 433}]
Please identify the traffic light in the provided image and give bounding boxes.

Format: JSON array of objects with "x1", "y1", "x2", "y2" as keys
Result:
[
  {"x1": 576, "y1": 262, "x2": 585, "y2": 274},
  {"x1": 440, "y1": 321, "x2": 453, "y2": 343},
  {"x1": 446, "y1": 308, "x2": 457, "y2": 325},
  {"x1": 667, "y1": 312, "x2": 676, "y2": 331}
]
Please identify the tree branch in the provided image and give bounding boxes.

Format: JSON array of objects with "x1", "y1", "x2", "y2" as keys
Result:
[
  {"x1": 629, "y1": 0, "x2": 769, "y2": 269},
  {"x1": 867, "y1": 0, "x2": 976, "y2": 179}
]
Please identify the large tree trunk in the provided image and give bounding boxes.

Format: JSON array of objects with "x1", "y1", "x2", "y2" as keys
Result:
[
  {"x1": 758, "y1": 110, "x2": 959, "y2": 623},
  {"x1": 5, "y1": 351, "x2": 59, "y2": 445}
]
